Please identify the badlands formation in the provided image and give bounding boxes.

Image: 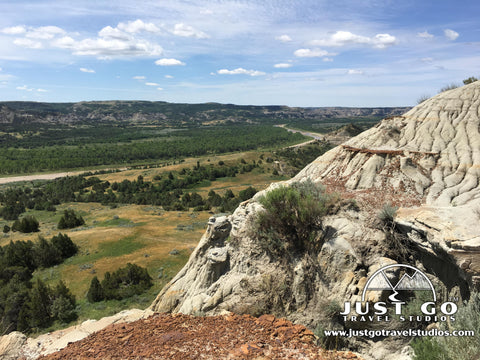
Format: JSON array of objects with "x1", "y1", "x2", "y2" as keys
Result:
[
  {"x1": 150, "y1": 82, "x2": 480, "y2": 358},
  {"x1": 2, "y1": 82, "x2": 479, "y2": 359}
]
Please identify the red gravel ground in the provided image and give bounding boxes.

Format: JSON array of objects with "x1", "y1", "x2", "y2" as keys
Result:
[{"x1": 38, "y1": 313, "x2": 362, "y2": 360}]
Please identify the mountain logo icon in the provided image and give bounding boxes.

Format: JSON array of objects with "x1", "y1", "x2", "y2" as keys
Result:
[{"x1": 361, "y1": 264, "x2": 436, "y2": 303}]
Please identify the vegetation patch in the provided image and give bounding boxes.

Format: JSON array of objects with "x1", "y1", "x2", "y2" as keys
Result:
[{"x1": 255, "y1": 179, "x2": 337, "y2": 256}]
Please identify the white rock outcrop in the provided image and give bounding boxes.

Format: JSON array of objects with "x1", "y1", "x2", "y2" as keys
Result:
[{"x1": 296, "y1": 82, "x2": 480, "y2": 208}]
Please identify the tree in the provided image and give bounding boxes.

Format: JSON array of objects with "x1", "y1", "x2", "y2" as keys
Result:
[
  {"x1": 25, "y1": 279, "x2": 53, "y2": 329},
  {"x1": 58, "y1": 209, "x2": 85, "y2": 229},
  {"x1": 50, "y1": 281, "x2": 77, "y2": 323},
  {"x1": 51, "y1": 233, "x2": 78, "y2": 259},
  {"x1": 11, "y1": 215, "x2": 39, "y2": 233},
  {"x1": 86, "y1": 276, "x2": 105, "y2": 303},
  {"x1": 33, "y1": 236, "x2": 62, "y2": 268}
]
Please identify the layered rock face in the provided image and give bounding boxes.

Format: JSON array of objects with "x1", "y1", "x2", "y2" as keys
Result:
[{"x1": 297, "y1": 82, "x2": 480, "y2": 208}]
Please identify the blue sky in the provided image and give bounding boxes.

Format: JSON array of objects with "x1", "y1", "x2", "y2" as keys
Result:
[{"x1": 0, "y1": 0, "x2": 479, "y2": 107}]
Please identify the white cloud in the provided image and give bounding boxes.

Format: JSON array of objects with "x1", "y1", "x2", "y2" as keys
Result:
[
  {"x1": 444, "y1": 29, "x2": 459, "y2": 41},
  {"x1": 310, "y1": 31, "x2": 396, "y2": 49},
  {"x1": 347, "y1": 69, "x2": 364, "y2": 75},
  {"x1": 217, "y1": 68, "x2": 266, "y2": 76},
  {"x1": 146, "y1": 82, "x2": 159, "y2": 86},
  {"x1": 52, "y1": 36, "x2": 76, "y2": 48},
  {"x1": 80, "y1": 67, "x2": 95, "y2": 73},
  {"x1": 421, "y1": 57, "x2": 434, "y2": 63},
  {"x1": 1, "y1": 26, "x2": 26, "y2": 35},
  {"x1": 13, "y1": 38, "x2": 42, "y2": 49},
  {"x1": 417, "y1": 31, "x2": 434, "y2": 39},
  {"x1": 133, "y1": 75, "x2": 146, "y2": 80},
  {"x1": 165, "y1": 75, "x2": 174, "y2": 79},
  {"x1": 118, "y1": 20, "x2": 160, "y2": 34},
  {"x1": 157, "y1": 87, "x2": 163, "y2": 91},
  {"x1": 172, "y1": 23, "x2": 208, "y2": 39},
  {"x1": 16, "y1": 85, "x2": 33, "y2": 91},
  {"x1": 275, "y1": 34, "x2": 292, "y2": 42},
  {"x1": 294, "y1": 48, "x2": 332, "y2": 57},
  {"x1": 323, "y1": 57, "x2": 334, "y2": 62},
  {"x1": 4, "y1": 21, "x2": 164, "y2": 59},
  {"x1": 98, "y1": 26, "x2": 130, "y2": 40},
  {"x1": 274, "y1": 63, "x2": 292, "y2": 68},
  {"x1": 71, "y1": 38, "x2": 163, "y2": 58},
  {"x1": 26, "y1": 26, "x2": 65, "y2": 39},
  {"x1": 155, "y1": 58, "x2": 185, "y2": 66},
  {"x1": 37, "y1": 88, "x2": 48, "y2": 92}
]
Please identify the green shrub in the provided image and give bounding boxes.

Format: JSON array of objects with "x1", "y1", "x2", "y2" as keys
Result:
[
  {"x1": 411, "y1": 337, "x2": 450, "y2": 360},
  {"x1": 50, "y1": 233, "x2": 78, "y2": 259},
  {"x1": 378, "y1": 203, "x2": 398, "y2": 224},
  {"x1": 92, "y1": 263, "x2": 153, "y2": 301},
  {"x1": 256, "y1": 180, "x2": 334, "y2": 255},
  {"x1": 12, "y1": 215, "x2": 39, "y2": 233},
  {"x1": 86, "y1": 276, "x2": 105, "y2": 303},
  {"x1": 412, "y1": 293, "x2": 480, "y2": 360},
  {"x1": 58, "y1": 209, "x2": 85, "y2": 229}
]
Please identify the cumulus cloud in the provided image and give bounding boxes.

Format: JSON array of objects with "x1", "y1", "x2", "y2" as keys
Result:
[
  {"x1": 417, "y1": 31, "x2": 434, "y2": 39},
  {"x1": 145, "y1": 82, "x2": 159, "y2": 86},
  {"x1": 72, "y1": 38, "x2": 163, "y2": 57},
  {"x1": 4, "y1": 21, "x2": 164, "y2": 59},
  {"x1": 98, "y1": 26, "x2": 130, "y2": 40},
  {"x1": 37, "y1": 88, "x2": 48, "y2": 92},
  {"x1": 133, "y1": 75, "x2": 146, "y2": 80},
  {"x1": 165, "y1": 75, "x2": 174, "y2": 79},
  {"x1": 310, "y1": 31, "x2": 396, "y2": 49},
  {"x1": 274, "y1": 63, "x2": 292, "y2": 68},
  {"x1": 444, "y1": 29, "x2": 459, "y2": 41},
  {"x1": 155, "y1": 58, "x2": 185, "y2": 66},
  {"x1": 275, "y1": 34, "x2": 292, "y2": 42},
  {"x1": 294, "y1": 48, "x2": 333, "y2": 57},
  {"x1": 80, "y1": 67, "x2": 95, "y2": 73},
  {"x1": 157, "y1": 87, "x2": 163, "y2": 91},
  {"x1": 13, "y1": 38, "x2": 42, "y2": 49},
  {"x1": 172, "y1": 23, "x2": 208, "y2": 39},
  {"x1": 1, "y1": 25, "x2": 26, "y2": 35},
  {"x1": 217, "y1": 68, "x2": 266, "y2": 76},
  {"x1": 52, "y1": 36, "x2": 76, "y2": 48},
  {"x1": 117, "y1": 20, "x2": 160, "y2": 34}
]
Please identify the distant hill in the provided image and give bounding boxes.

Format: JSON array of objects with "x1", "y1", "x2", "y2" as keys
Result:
[{"x1": 0, "y1": 101, "x2": 410, "y2": 126}]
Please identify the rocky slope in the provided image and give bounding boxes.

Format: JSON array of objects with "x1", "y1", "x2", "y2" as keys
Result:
[
  {"x1": 150, "y1": 82, "x2": 480, "y2": 359},
  {"x1": 36, "y1": 313, "x2": 361, "y2": 360}
]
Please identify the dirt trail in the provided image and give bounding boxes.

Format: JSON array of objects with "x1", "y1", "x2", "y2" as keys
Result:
[{"x1": 0, "y1": 171, "x2": 87, "y2": 185}]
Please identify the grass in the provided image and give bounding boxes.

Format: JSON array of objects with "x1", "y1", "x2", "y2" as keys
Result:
[{"x1": 0, "y1": 147, "x2": 308, "y2": 334}]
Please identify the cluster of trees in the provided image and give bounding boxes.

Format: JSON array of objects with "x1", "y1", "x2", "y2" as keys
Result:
[
  {"x1": 0, "y1": 160, "x2": 259, "y2": 219},
  {"x1": 0, "y1": 125, "x2": 305, "y2": 174},
  {"x1": 275, "y1": 142, "x2": 333, "y2": 175},
  {"x1": 87, "y1": 263, "x2": 153, "y2": 302},
  {"x1": 0, "y1": 234, "x2": 78, "y2": 333}
]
